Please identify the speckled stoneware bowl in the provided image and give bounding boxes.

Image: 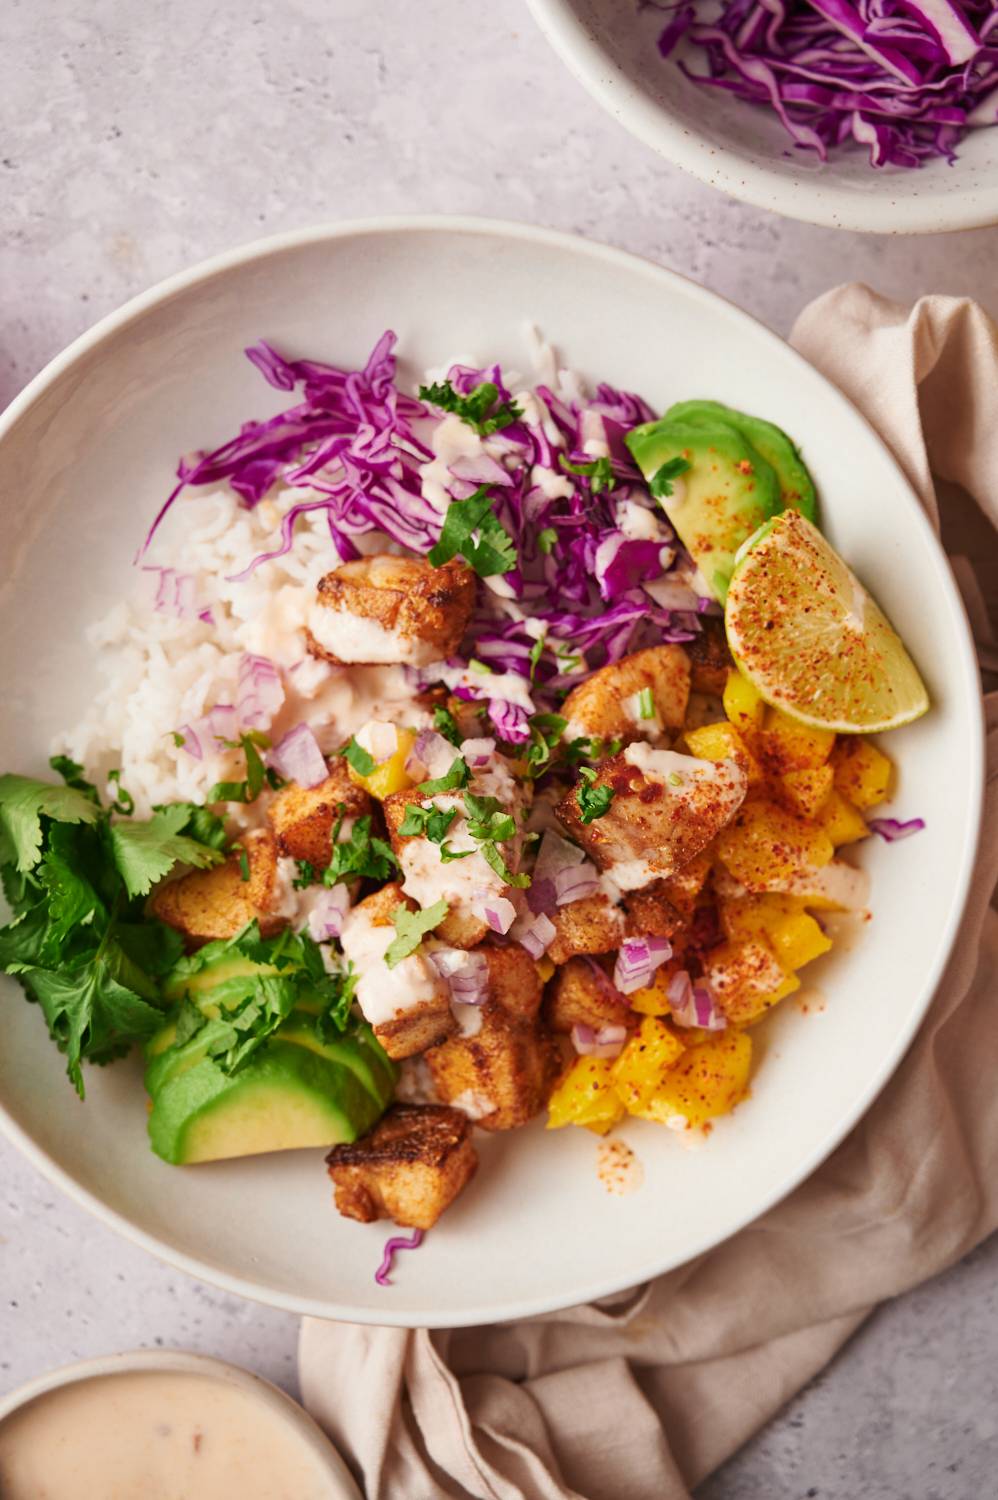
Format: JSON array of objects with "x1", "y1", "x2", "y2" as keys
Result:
[
  {"x1": 526, "y1": 0, "x2": 998, "y2": 233},
  {"x1": 0, "y1": 217, "x2": 984, "y2": 1326}
]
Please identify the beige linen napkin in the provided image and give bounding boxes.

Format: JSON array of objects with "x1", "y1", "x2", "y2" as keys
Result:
[{"x1": 300, "y1": 286, "x2": 998, "y2": 1500}]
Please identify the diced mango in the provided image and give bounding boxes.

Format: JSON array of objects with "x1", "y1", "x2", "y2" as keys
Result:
[
  {"x1": 629, "y1": 977, "x2": 672, "y2": 1016},
  {"x1": 769, "y1": 909, "x2": 832, "y2": 970},
  {"x1": 350, "y1": 727, "x2": 417, "y2": 799},
  {"x1": 831, "y1": 739, "x2": 893, "y2": 809},
  {"x1": 723, "y1": 669, "x2": 765, "y2": 733},
  {"x1": 719, "y1": 892, "x2": 805, "y2": 943},
  {"x1": 611, "y1": 1017, "x2": 686, "y2": 1113},
  {"x1": 715, "y1": 799, "x2": 834, "y2": 891},
  {"x1": 757, "y1": 707, "x2": 836, "y2": 774},
  {"x1": 547, "y1": 1057, "x2": 626, "y2": 1135},
  {"x1": 536, "y1": 956, "x2": 556, "y2": 984},
  {"x1": 637, "y1": 1029, "x2": 753, "y2": 1128},
  {"x1": 815, "y1": 790, "x2": 869, "y2": 847},
  {"x1": 684, "y1": 720, "x2": 764, "y2": 786},
  {"x1": 704, "y1": 939, "x2": 798, "y2": 1025},
  {"x1": 780, "y1": 766, "x2": 834, "y2": 819}
]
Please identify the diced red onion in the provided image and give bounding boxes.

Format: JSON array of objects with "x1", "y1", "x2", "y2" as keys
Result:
[
  {"x1": 460, "y1": 736, "x2": 496, "y2": 767},
  {"x1": 571, "y1": 1022, "x2": 628, "y2": 1059},
  {"x1": 177, "y1": 724, "x2": 202, "y2": 760},
  {"x1": 355, "y1": 719, "x2": 399, "y2": 765},
  {"x1": 307, "y1": 884, "x2": 351, "y2": 941},
  {"x1": 429, "y1": 947, "x2": 490, "y2": 1005},
  {"x1": 176, "y1": 703, "x2": 238, "y2": 761},
  {"x1": 374, "y1": 1228, "x2": 424, "y2": 1287},
  {"x1": 614, "y1": 935, "x2": 673, "y2": 995},
  {"x1": 516, "y1": 911, "x2": 557, "y2": 960},
  {"x1": 270, "y1": 723, "x2": 328, "y2": 789},
  {"x1": 554, "y1": 864, "x2": 601, "y2": 906},
  {"x1": 236, "y1": 653, "x2": 284, "y2": 731},
  {"x1": 866, "y1": 816, "x2": 926, "y2": 842},
  {"x1": 207, "y1": 704, "x2": 238, "y2": 742},
  {"x1": 473, "y1": 894, "x2": 517, "y2": 935},
  {"x1": 405, "y1": 729, "x2": 457, "y2": 781},
  {"x1": 142, "y1": 565, "x2": 198, "y2": 618},
  {"x1": 668, "y1": 970, "x2": 727, "y2": 1031}
]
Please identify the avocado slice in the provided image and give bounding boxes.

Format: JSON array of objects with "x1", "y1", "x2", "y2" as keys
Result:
[
  {"x1": 162, "y1": 954, "x2": 279, "y2": 1008},
  {"x1": 147, "y1": 1040, "x2": 386, "y2": 1164},
  {"x1": 278, "y1": 1014, "x2": 398, "y2": 1106},
  {"x1": 663, "y1": 400, "x2": 818, "y2": 523},
  {"x1": 625, "y1": 418, "x2": 782, "y2": 602}
]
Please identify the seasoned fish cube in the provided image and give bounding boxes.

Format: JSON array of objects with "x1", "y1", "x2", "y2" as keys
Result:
[
  {"x1": 685, "y1": 617, "x2": 734, "y2": 696},
  {"x1": 267, "y1": 761, "x2": 371, "y2": 868},
  {"x1": 561, "y1": 644, "x2": 691, "y2": 747},
  {"x1": 339, "y1": 884, "x2": 455, "y2": 1060},
  {"x1": 307, "y1": 555, "x2": 475, "y2": 668},
  {"x1": 326, "y1": 1103, "x2": 477, "y2": 1229},
  {"x1": 150, "y1": 829, "x2": 283, "y2": 946},
  {"x1": 624, "y1": 852, "x2": 711, "y2": 940},
  {"x1": 546, "y1": 956, "x2": 634, "y2": 1035},
  {"x1": 557, "y1": 743, "x2": 746, "y2": 891},
  {"x1": 546, "y1": 892, "x2": 624, "y2": 965}
]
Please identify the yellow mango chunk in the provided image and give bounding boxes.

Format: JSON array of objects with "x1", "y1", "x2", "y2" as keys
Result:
[
  {"x1": 771, "y1": 909, "x2": 832, "y2": 970},
  {"x1": 715, "y1": 799, "x2": 834, "y2": 891},
  {"x1": 536, "y1": 956, "x2": 556, "y2": 984},
  {"x1": 831, "y1": 739, "x2": 893, "y2": 809},
  {"x1": 719, "y1": 892, "x2": 805, "y2": 943},
  {"x1": 684, "y1": 720, "x2": 764, "y2": 786},
  {"x1": 780, "y1": 765, "x2": 834, "y2": 819},
  {"x1": 757, "y1": 706, "x2": 836, "y2": 774},
  {"x1": 815, "y1": 790, "x2": 869, "y2": 847},
  {"x1": 704, "y1": 939, "x2": 799, "y2": 1025},
  {"x1": 350, "y1": 727, "x2": 417, "y2": 800},
  {"x1": 638, "y1": 1029, "x2": 753, "y2": 1128},
  {"x1": 629, "y1": 976, "x2": 672, "y2": 1016},
  {"x1": 723, "y1": 669, "x2": 765, "y2": 733},
  {"x1": 611, "y1": 1017, "x2": 686, "y2": 1113},
  {"x1": 547, "y1": 1057, "x2": 626, "y2": 1135}
]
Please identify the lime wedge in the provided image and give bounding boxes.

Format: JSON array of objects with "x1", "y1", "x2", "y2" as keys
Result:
[{"x1": 724, "y1": 511, "x2": 929, "y2": 733}]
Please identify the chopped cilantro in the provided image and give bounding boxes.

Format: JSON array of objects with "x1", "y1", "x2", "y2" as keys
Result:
[
  {"x1": 237, "y1": 847, "x2": 251, "y2": 882},
  {"x1": 293, "y1": 860, "x2": 316, "y2": 890},
  {"x1": 339, "y1": 737, "x2": 375, "y2": 778},
  {"x1": 399, "y1": 801, "x2": 473, "y2": 864},
  {"x1": 170, "y1": 731, "x2": 186, "y2": 748},
  {"x1": 576, "y1": 767, "x2": 615, "y2": 825},
  {"x1": 637, "y1": 687, "x2": 655, "y2": 720},
  {"x1": 418, "y1": 756, "x2": 469, "y2": 795},
  {"x1": 525, "y1": 712, "x2": 567, "y2": 775},
  {"x1": 418, "y1": 378, "x2": 519, "y2": 437},
  {"x1": 478, "y1": 841, "x2": 530, "y2": 888},
  {"x1": 206, "y1": 733, "x2": 267, "y2": 804},
  {"x1": 559, "y1": 453, "x2": 615, "y2": 494},
  {"x1": 564, "y1": 734, "x2": 622, "y2": 767},
  {"x1": 107, "y1": 769, "x2": 135, "y2": 816},
  {"x1": 427, "y1": 487, "x2": 517, "y2": 578},
  {"x1": 528, "y1": 635, "x2": 545, "y2": 681},
  {"x1": 432, "y1": 705, "x2": 462, "y2": 746},
  {"x1": 650, "y1": 456, "x2": 692, "y2": 501},
  {"x1": 385, "y1": 899, "x2": 449, "y2": 968},
  {"x1": 537, "y1": 528, "x2": 558, "y2": 555},
  {"x1": 108, "y1": 803, "x2": 224, "y2": 898},
  {"x1": 323, "y1": 814, "x2": 397, "y2": 885},
  {"x1": 463, "y1": 791, "x2": 516, "y2": 845}
]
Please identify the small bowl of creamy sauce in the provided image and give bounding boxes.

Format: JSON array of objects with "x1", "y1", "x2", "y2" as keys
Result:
[{"x1": 0, "y1": 1351, "x2": 359, "y2": 1500}]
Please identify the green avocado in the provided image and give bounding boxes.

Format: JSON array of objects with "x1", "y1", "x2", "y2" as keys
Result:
[
  {"x1": 161, "y1": 954, "x2": 279, "y2": 1008},
  {"x1": 663, "y1": 400, "x2": 818, "y2": 523},
  {"x1": 278, "y1": 1014, "x2": 398, "y2": 1105},
  {"x1": 625, "y1": 418, "x2": 782, "y2": 602},
  {"x1": 147, "y1": 1039, "x2": 387, "y2": 1165}
]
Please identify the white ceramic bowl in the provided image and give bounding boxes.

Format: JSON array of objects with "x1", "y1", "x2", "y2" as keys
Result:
[
  {"x1": 526, "y1": 0, "x2": 998, "y2": 233},
  {"x1": 0, "y1": 216, "x2": 984, "y2": 1326},
  {"x1": 0, "y1": 1349, "x2": 359, "y2": 1498}
]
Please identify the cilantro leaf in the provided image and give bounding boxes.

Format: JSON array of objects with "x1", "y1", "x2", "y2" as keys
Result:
[
  {"x1": 109, "y1": 803, "x2": 224, "y2": 899},
  {"x1": 398, "y1": 801, "x2": 473, "y2": 864},
  {"x1": 478, "y1": 841, "x2": 530, "y2": 888},
  {"x1": 0, "y1": 773, "x2": 101, "y2": 873},
  {"x1": 159, "y1": 803, "x2": 229, "y2": 851},
  {"x1": 525, "y1": 713, "x2": 567, "y2": 775},
  {"x1": 206, "y1": 733, "x2": 268, "y2": 804},
  {"x1": 418, "y1": 756, "x2": 469, "y2": 795},
  {"x1": 576, "y1": 767, "x2": 615, "y2": 825},
  {"x1": 323, "y1": 814, "x2": 397, "y2": 885},
  {"x1": 559, "y1": 453, "x2": 615, "y2": 494},
  {"x1": 293, "y1": 860, "x2": 316, "y2": 889},
  {"x1": 463, "y1": 791, "x2": 516, "y2": 844},
  {"x1": 107, "y1": 769, "x2": 135, "y2": 816},
  {"x1": 418, "y1": 379, "x2": 519, "y2": 437},
  {"x1": 427, "y1": 487, "x2": 517, "y2": 578},
  {"x1": 432, "y1": 705, "x2": 462, "y2": 746},
  {"x1": 385, "y1": 899, "x2": 449, "y2": 969},
  {"x1": 650, "y1": 456, "x2": 692, "y2": 501},
  {"x1": 49, "y1": 755, "x2": 100, "y2": 798},
  {"x1": 339, "y1": 737, "x2": 375, "y2": 778}
]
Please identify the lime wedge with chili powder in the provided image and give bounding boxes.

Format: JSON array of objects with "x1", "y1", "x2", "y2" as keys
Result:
[{"x1": 724, "y1": 510, "x2": 929, "y2": 733}]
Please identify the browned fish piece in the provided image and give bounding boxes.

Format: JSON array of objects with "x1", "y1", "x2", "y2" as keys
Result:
[
  {"x1": 341, "y1": 884, "x2": 456, "y2": 1060},
  {"x1": 149, "y1": 828, "x2": 283, "y2": 947},
  {"x1": 685, "y1": 617, "x2": 734, "y2": 697},
  {"x1": 307, "y1": 555, "x2": 475, "y2": 667},
  {"x1": 560, "y1": 644, "x2": 691, "y2": 747},
  {"x1": 546, "y1": 892, "x2": 624, "y2": 965},
  {"x1": 545, "y1": 956, "x2": 635, "y2": 1036},
  {"x1": 326, "y1": 1104, "x2": 478, "y2": 1229},
  {"x1": 267, "y1": 761, "x2": 372, "y2": 868}
]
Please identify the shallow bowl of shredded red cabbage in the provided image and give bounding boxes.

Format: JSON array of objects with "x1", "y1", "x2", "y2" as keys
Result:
[
  {"x1": 0, "y1": 217, "x2": 983, "y2": 1326},
  {"x1": 526, "y1": 0, "x2": 998, "y2": 231}
]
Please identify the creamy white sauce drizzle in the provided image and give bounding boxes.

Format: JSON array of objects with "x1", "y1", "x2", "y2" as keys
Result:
[{"x1": 339, "y1": 904, "x2": 445, "y2": 1026}]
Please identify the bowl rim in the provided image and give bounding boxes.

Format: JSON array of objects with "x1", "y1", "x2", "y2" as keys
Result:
[
  {"x1": 524, "y1": 0, "x2": 998, "y2": 235},
  {"x1": 0, "y1": 1347, "x2": 360, "y2": 1496},
  {"x1": 0, "y1": 213, "x2": 985, "y2": 1326}
]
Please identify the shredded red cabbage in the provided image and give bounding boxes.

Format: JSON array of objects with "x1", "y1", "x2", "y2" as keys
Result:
[
  {"x1": 150, "y1": 331, "x2": 708, "y2": 740},
  {"x1": 652, "y1": 0, "x2": 998, "y2": 167},
  {"x1": 866, "y1": 815, "x2": 926, "y2": 840},
  {"x1": 374, "y1": 1228, "x2": 424, "y2": 1286}
]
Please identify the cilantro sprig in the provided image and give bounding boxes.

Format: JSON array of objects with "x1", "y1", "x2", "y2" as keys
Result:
[
  {"x1": 0, "y1": 759, "x2": 225, "y2": 1096},
  {"x1": 576, "y1": 767, "x2": 615, "y2": 825},
  {"x1": 432, "y1": 705, "x2": 462, "y2": 746},
  {"x1": 559, "y1": 453, "x2": 615, "y2": 494},
  {"x1": 207, "y1": 732, "x2": 269, "y2": 804},
  {"x1": 418, "y1": 755, "x2": 470, "y2": 795},
  {"x1": 419, "y1": 379, "x2": 520, "y2": 437},
  {"x1": 428, "y1": 487, "x2": 517, "y2": 579},
  {"x1": 323, "y1": 812, "x2": 397, "y2": 886},
  {"x1": 385, "y1": 899, "x2": 449, "y2": 968},
  {"x1": 650, "y1": 456, "x2": 692, "y2": 501}
]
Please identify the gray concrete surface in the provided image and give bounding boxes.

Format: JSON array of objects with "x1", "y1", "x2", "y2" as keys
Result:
[{"x1": 2, "y1": 2, "x2": 997, "y2": 1495}]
